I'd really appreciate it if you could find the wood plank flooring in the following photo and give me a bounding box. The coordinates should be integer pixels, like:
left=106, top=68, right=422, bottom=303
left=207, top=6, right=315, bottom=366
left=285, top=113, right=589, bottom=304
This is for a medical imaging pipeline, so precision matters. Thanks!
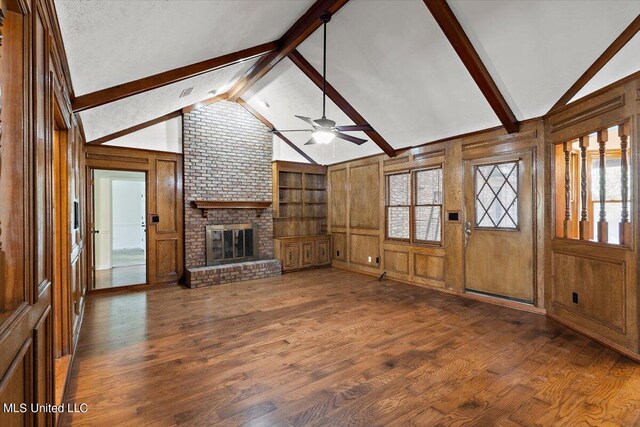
left=60, top=268, right=640, bottom=426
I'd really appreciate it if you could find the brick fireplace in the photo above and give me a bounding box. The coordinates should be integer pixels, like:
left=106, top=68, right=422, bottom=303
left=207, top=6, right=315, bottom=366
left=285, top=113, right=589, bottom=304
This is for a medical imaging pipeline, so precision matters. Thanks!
left=183, top=101, right=281, bottom=287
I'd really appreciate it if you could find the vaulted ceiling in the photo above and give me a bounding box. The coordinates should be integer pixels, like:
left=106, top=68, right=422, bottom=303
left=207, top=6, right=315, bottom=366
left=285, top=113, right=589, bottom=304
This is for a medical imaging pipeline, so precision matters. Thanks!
left=55, top=0, right=640, bottom=164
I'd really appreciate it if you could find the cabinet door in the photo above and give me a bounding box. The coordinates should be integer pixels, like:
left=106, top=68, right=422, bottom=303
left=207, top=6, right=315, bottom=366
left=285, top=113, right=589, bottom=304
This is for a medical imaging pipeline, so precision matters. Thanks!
left=301, top=241, right=315, bottom=266
left=317, top=239, right=329, bottom=265
left=282, top=243, right=299, bottom=270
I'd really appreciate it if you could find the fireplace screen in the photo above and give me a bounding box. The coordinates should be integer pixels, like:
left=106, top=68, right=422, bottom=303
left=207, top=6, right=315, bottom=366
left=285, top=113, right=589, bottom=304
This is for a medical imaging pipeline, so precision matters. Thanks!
left=206, top=224, right=258, bottom=266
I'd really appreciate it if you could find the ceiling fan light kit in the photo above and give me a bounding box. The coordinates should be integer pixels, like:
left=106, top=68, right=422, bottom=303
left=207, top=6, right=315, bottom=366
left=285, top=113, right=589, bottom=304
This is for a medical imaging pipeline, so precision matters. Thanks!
left=273, top=11, right=368, bottom=148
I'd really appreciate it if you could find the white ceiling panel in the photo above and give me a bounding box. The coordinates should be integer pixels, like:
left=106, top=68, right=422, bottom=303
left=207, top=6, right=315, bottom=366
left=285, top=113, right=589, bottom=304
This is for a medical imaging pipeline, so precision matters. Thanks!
left=298, top=0, right=500, bottom=150
left=449, top=0, right=640, bottom=119
left=55, top=0, right=314, bottom=95
left=81, top=58, right=257, bottom=142
left=243, top=58, right=382, bottom=165
left=272, top=135, right=311, bottom=164
left=571, top=32, right=640, bottom=103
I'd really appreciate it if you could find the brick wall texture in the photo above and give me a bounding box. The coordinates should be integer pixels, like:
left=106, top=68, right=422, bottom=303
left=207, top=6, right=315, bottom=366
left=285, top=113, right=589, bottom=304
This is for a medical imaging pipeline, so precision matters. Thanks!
left=183, top=100, right=274, bottom=269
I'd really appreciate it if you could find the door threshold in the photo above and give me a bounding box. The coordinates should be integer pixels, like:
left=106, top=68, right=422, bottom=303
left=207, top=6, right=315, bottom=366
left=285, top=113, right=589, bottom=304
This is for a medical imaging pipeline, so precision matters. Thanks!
left=464, top=290, right=544, bottom=315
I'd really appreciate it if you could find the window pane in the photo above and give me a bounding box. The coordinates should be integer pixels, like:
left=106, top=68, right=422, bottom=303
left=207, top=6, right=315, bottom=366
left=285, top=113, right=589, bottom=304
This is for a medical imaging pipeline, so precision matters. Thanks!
left=591, top=157, right=624, bottom=201
left=416, top=168, right=443, bottom=205
left=388, top=173, right=410, bottom=206
left=387, top=207, right=409, bottom=239
left=475, top=162, right=518, bottom=229
left=593, top=202, right=630, bottom=244
left=415, top=206, right=441, bottom=241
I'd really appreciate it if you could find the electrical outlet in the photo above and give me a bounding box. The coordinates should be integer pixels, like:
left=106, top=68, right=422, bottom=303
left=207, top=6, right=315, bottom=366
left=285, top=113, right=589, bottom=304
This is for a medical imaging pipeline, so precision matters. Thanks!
left=368, top=256, right=372, bottom=263
left=572, top=292, right=579, bottom=304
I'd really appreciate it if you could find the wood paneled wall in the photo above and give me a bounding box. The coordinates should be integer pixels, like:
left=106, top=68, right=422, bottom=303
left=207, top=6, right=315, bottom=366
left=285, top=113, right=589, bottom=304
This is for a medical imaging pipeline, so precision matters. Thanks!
left=84, top=145, right=184, bottom=287
left=328, top=120, right=546, bottom=308
left=0, top=0, right=86, bottom=424
left=545, top=76, right=640, bottom=359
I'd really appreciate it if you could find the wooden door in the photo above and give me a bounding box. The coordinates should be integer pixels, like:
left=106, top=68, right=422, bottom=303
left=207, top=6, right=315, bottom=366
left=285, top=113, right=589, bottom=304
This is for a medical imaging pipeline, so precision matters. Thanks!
left=301, top=241, right=315, bottom=266
left=464, top=151, right=534, bottom=302
left=317, top=239, right=329, bottom=264
left=282, top=243, right=298, bottom=270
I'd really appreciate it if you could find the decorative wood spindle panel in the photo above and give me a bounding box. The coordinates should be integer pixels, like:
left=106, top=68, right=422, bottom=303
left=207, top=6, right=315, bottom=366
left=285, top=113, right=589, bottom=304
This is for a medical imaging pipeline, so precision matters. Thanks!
left=579, top=136, right=590, bottom=240
left=619, top=123, right=631, bottom=245
left=563, top=141, right=571, bottom=238
left=597, top=129, right=608, bottom=243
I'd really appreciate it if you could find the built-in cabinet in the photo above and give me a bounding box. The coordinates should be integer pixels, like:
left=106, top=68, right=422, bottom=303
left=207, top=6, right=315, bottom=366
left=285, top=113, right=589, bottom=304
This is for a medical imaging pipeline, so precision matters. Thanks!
left=272, top=161, right=330, bottom=272
left=274, top=236, right=331, bottom=272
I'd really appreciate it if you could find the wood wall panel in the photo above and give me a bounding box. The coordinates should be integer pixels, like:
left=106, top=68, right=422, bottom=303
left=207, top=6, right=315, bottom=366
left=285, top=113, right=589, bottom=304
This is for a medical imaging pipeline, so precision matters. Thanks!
left=33, top=307, right=53, bottom=427
left=332, top=232, right=346, bottom=262
left=414, top=254, right=444, bottom=281
left=329, top=168, right=347, bottom=228
left=384, top=250, right=409, bottom=274
left=0, top=339, right=32, bottom=427
left=349, top=163, right=380, bottom=229
left=156, top=239, right=179, bottom=278
left=349, top=234, right=379, bottom=268
left=551, top=252, right=625, bottom=333
left=156, top=159, right=178, bottom=234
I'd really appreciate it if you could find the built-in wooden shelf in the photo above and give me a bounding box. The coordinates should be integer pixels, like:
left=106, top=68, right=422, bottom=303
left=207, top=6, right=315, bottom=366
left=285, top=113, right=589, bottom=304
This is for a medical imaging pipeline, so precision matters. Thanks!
left=191, top=200, right=272, bottom=218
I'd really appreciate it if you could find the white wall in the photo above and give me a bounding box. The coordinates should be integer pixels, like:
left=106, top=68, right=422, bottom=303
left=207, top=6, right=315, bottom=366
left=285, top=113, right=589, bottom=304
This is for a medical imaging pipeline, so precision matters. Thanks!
left=104, top=116, right=183, bottom=153
left=112, top=180, right=145, bottom=250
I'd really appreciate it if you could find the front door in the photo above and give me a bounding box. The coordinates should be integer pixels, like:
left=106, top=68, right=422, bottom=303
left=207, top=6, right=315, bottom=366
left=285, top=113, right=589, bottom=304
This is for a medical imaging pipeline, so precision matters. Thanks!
left=464, top=151, right=534, bottom=303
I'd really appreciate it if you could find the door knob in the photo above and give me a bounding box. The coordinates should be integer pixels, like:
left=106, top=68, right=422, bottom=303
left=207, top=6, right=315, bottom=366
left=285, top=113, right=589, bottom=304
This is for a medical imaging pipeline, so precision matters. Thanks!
left=92, top=229, right=100, bottom=234
left=464, top=222, right=472, bottom=236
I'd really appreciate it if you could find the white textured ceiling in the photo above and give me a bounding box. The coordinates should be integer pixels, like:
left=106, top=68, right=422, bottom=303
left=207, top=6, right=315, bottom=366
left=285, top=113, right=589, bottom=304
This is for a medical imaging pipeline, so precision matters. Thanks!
left=81, top=59, right=257, bottom=141
left=571, top=31, right=640, bottom=103
left=243, top=58, right=382, bottom=165
left=298, top=0, right=500, bottom=150
left=449, top=0, right=640, bottom=119
left=55, top=0, right=314, bottom=95
left=57, top=0, right=640, bottom=162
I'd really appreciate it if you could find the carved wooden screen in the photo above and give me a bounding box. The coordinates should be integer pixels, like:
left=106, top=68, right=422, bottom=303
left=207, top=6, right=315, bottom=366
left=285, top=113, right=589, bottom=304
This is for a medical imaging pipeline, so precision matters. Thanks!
left=554, top=123, right=632, bottom=245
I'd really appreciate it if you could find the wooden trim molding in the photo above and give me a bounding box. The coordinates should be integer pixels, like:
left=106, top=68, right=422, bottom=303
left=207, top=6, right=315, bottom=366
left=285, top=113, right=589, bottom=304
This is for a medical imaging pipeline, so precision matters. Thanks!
left=86, top=110, right=182, bottom=145
left=288, top=50, right=396, bottom=158
left=423, top=0, right=519, bottom=134
left=549, top=14, right=640, bottom=112
left=226, top=0, right=349, bottom=100
left=72, top=41, right=277, bottom=112
left=236, top=98, right=318, bottom=165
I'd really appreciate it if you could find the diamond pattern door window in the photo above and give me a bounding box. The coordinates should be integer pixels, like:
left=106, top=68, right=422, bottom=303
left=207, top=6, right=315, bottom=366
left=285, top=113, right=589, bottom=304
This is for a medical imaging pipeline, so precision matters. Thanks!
left=475, top=161, right=518, bottom=229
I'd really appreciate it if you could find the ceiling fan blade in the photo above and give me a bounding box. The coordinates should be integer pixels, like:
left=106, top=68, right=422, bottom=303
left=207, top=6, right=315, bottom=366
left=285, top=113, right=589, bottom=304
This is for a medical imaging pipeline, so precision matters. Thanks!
left=269, top=129, right=312, bottom=134
left=334, top=124, right=373, bottom=132
left=295, top=115, right=319, bottom=127
left=304, top=137, right=318, bottom=146
left=334, top=131, right=367, bottom=145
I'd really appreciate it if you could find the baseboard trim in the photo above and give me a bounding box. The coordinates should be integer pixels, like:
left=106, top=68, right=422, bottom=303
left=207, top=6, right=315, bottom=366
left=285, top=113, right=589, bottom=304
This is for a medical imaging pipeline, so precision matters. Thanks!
left=547, top=313, right=640, bottom=363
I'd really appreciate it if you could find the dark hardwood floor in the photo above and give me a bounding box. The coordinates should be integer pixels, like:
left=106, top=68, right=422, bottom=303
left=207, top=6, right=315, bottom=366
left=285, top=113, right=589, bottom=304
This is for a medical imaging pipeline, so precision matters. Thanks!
left=60, top=268, right=640, bottom=426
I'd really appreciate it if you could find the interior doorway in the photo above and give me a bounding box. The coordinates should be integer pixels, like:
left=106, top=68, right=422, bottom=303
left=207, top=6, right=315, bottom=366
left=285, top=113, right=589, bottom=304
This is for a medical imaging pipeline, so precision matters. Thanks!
left=463, top=150, right=535, bottom=303
left=92, top=169, right=147, bottom=289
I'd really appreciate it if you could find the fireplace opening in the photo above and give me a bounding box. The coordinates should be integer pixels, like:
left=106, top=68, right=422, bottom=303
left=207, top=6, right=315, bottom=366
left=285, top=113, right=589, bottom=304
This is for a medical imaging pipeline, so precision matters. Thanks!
left=206, top=224, right=258, bottom=266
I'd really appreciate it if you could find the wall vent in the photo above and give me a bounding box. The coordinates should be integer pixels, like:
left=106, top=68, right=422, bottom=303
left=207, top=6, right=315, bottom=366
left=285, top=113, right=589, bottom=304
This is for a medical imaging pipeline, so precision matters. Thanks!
left=179, top=87, right=194, bottom=98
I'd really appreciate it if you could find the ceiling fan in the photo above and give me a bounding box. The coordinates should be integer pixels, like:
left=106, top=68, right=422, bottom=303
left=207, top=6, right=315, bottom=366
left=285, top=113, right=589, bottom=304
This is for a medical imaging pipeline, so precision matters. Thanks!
left=270, top=13, right=368, bottom=146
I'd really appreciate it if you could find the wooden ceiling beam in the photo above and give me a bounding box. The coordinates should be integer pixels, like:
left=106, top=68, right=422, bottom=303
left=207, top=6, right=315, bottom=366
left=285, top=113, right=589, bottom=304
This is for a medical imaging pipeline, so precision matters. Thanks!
left=226, top=0, right=349, bottom=101
left=236, top=99, right=318, bottom=165
left=549, top=14, right=640, bottom=113
left=423, top=0, right=519, bottom=134
left=86, top=110, right=182, bottom=145
left=288, top=50, right=396, bottom=157
left=72, top=41, right=277, bottom=113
